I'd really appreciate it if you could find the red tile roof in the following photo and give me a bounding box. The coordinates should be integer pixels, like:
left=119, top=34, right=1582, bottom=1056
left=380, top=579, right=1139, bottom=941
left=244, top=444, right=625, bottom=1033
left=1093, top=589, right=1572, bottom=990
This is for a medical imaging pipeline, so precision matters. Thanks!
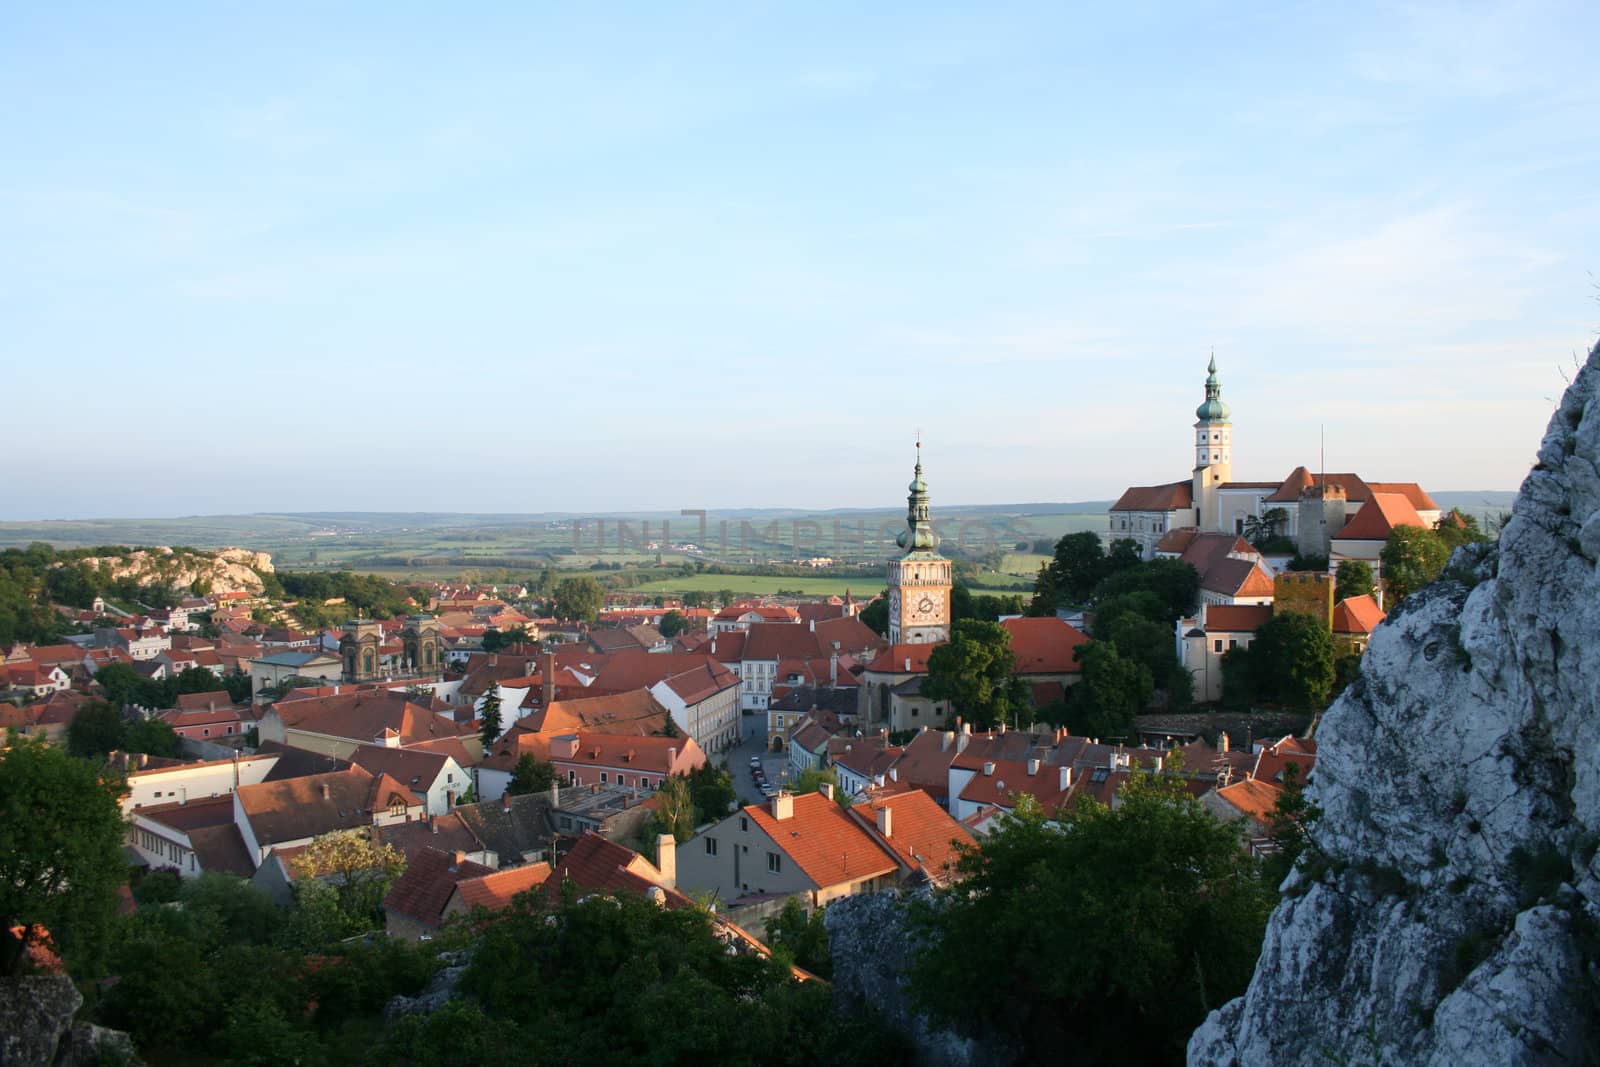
left=1334, top=492, right=1426, bottom=541
left=542, top=832, right=690, bottom=907
left=1332, top=595, right=1385, bottom=635
left=452, top=863, right=552, bottom=912
left=1111, top=481, right=1194, bottom=512
left=744, top=792, right=898, bottom=891
left=852, top=790, right=973, bottom=886
left=383, top=845, right=496, bottom=927
left=1000, top=617, right=1090, bottom=675
left=864, top=644, right=939, bottom=675
left=1202, top=605, right=1273, bottom=633
left=1214, top=778, right=1282, bottom=822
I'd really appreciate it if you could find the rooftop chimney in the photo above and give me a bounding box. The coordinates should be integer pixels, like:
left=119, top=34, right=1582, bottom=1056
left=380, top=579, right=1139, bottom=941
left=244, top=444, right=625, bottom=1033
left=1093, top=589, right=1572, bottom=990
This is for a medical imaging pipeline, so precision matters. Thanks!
left=667, top=746, right=677, bottom=767
left=1059, top=766, right=1074, bottom=791
left=956, top=732, right=970, bottom=755
left=999, top=722, right=1007, bottom=734
left=983, top=761, right=995, bottom=777
left=319, top=782, right=330, bottom=800
left=501, top=791, right=510, bottom=811
left=904, top=657, right=911, bottom=672
left=889, top=767, right=898, bottom=782
left=543, top=651, right=556, bottom=706
left=1154, top=756, right=1164, bottom=772
left=820, top=782, right=834, bottom=801
left=772, top=792, right=794, bottom=820
left=1027, top=757, right=1040, bottom=776
left=942, top=730, right=955, bottom=752
left=549, top=781, right=560, bottom=808
left=1219, top=731, right=1230, bottom=753
left=655, top=833, right=677, bottom=889
left=809, top=619, right=815, bottom=632
left=876, top=805, right=893, bottom=838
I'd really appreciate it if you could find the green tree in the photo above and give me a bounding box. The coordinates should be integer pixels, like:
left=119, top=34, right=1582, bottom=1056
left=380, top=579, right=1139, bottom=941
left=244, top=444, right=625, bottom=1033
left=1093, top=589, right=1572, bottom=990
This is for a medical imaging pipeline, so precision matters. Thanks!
left=1261, top=760, right=1321, bottom=890
left=506, top=754, right=556, bottom=796
left=766, top=897, right=832, bottom=979
left=126, top=716, right=180, bottom=757
left=686, top=764, right=736, bottom=824
left=1249, top=612, right=1337, bottom=708
left=1065, top=641, right=1152, bottom=741
left=1092, top=558, right=1199, bottom=623
left=67, top=698, right=128, bottom=759
left=1220, top=646, right=1255, bottom=711
left=789, top=766, right=844, bottom=802
left=651, top=775, right=695, bottom=843
left=1026, top=563, right=1058, bottom=617
left=1379, top=525, right=1450, bottom=601
left=289, top=829, right=406, bottom=934
left=857, top=590, right=889, bottom=636
left=1334, top=559, right=1376, bottom=603
left=659, top=610, right=688, bottom=638
left=479, top=686, right=503, bottom=748
left=0, top=737, right=128, bottom=974
left=909, top=773, right=1274, bottom=1063
left=1242, top=507, right=1292, bottom=550
left=922, top=619, right=1032, bottom=730
left=1049, top=531, right=1106, bottom=605
left=553, top=576, right=606, bottom=621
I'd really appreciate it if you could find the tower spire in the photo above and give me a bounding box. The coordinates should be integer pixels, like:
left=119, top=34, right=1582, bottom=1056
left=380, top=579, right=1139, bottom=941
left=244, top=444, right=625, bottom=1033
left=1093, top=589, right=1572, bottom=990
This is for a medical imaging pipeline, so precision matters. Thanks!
left=897, top=439, right=938, bottom=555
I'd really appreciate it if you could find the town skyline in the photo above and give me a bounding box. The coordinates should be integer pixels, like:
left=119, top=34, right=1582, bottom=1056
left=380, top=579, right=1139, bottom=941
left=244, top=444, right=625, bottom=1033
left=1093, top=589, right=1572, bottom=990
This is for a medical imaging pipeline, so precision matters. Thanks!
left=5, top=3, right=1594, bottom=517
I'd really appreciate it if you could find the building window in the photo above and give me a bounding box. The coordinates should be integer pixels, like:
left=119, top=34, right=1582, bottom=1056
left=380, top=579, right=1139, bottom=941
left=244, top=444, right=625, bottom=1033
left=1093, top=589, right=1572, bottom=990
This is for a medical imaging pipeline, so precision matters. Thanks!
left=1229, top=639, right=1239, bottom=650
left=740, top=816, right=748, bottom=832
left=1213, top=640, right=1223, bottom=653
left=705, top=837, right=719, bottom=856
left=600, top=772, right=608, bottom=784
left=767, top=852, right=782, bottom=873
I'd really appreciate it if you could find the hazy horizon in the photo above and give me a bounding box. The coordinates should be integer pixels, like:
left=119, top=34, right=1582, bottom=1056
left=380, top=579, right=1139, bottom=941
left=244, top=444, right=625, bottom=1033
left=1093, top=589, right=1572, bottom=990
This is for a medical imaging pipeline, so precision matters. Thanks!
left=4, top=3, right=1594, bottom=519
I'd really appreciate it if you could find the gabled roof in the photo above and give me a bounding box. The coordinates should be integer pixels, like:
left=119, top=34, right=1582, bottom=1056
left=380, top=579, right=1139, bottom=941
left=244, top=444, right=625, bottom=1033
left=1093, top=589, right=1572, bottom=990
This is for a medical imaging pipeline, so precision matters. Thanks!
left=453, top=793, right=555, bottom=861
left=1333, top=492, right=1426, bottom=542
left=744, top=793, right=898, bottom=891
left=864, top=644, right=939, bottom=675
left=851, top=790, right=973, bottom=886
left=1110, top=481, right=1193, bottom=513
left=542, top=832, right=691, bottom=908
left=1201, top=605, right=1273, bottom=634
left=347, top=744, right=454, bottom=793
left=271, top=691, right=472, bottom=746
left=1213, top=778, right=1282, bottom=822
left=1000, top=617, right=1090, bottom=675
left=236, top=766, right=414, bottom=848
left=375, top=812, right=484, bottom=863
left=383, top=846, right=495, bottom=928
left=1332, top=595, right=1385, bottom=635
left=452, top=863, right=552, bottom=913
left=1202, top=557, right=1277, bottom=598
left=1263, top=469, right=1371, bottom=504
left=521, top=689, right=671, bottom=736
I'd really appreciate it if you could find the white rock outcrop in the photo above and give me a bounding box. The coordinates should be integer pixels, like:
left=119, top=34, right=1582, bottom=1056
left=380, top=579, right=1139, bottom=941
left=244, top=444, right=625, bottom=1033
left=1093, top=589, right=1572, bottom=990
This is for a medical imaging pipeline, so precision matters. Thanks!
left=71, top=546, right=273, bottom=596
left=1190, top=339, right=1600, bottom=1066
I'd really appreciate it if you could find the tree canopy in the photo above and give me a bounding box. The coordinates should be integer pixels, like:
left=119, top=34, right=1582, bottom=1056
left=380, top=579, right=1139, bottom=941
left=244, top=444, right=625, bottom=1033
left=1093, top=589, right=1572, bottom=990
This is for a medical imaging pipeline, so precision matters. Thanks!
left=0, top=736, right=129, bottom=974
left=507, top=754, right=557, bottom=796
left=922, top=619, right=1032, bottom=730
left=1061, top=641, right=1152, bottom=741
left=1380, top=525, right=1452, bottom=601
left=552, top=576, right=605, bottom=622
left=1247, top=612, right=1337, bottom=708
left=1334, top=559, right=1376, bottom=602
left=909, top=774, right=1274, bottom=1064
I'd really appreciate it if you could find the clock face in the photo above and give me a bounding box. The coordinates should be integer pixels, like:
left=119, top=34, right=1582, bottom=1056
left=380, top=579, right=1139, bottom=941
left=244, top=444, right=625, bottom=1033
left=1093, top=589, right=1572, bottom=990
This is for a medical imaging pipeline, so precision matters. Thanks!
left=917, top=595, right=936, bottom=616
left=888, top=589, right=901, bottom=617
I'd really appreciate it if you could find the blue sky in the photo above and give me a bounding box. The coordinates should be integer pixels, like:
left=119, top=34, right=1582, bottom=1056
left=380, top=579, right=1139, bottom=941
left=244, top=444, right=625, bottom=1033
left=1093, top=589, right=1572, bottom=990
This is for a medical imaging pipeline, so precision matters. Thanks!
left=3, top=1, right=1597, bottom=518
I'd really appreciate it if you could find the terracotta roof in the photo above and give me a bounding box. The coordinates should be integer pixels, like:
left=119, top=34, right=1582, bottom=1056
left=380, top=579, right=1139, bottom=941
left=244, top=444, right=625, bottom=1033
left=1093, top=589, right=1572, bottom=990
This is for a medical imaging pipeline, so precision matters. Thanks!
left=452, top=863, right=552, bottom=912
left=1111, top=481, right=1193, bottom=513
left=656, top=660, right=740, bottom=705
left=1366, top=482, right=1440, bottom=512
left=1000, top=617, right=1090, bottom=675
left=1333, top=492, right=1426, bottom=542
left=236, top=766, right=413, bottom=848
left=1202, top=557, right=1277, bottom=598
left=744, top=792, right=898, bottom=891
left=589, top=651, right=729, bottom=695
left=521, top=689, right=670, bottom=736
left=454, top=793, right=556, bottom=861
left=1263, top=469, right=1371, bottom=504
left=383, top=846, right=495, bottom=928
left=272, top=691, right=473, bottom=746
left=543, top=832, right=691, bottom=907
left=136, top=794, right=236, bottom=833
left=347, top=744, right=454, bottom=794
left=1214, top=778, right=1282, bottom=822
left=957, top=759, right=1075, bottom=815
left=189, top=824, right=256, bottom=877
left=852, top=790, right=973, bottom=885
left=1332, top=595, right=1385, bottom=635
left=864, top=643, right=939, bottom=675
left=694, top=631, right=747, bottom=662
left=374, top=812, right=484, bottom=863
left=1202, top=605, right=1273, bottom=633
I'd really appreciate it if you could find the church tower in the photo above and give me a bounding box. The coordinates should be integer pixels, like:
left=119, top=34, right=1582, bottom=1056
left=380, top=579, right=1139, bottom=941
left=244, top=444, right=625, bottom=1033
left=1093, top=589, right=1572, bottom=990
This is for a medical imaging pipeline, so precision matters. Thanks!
left=887, top=443, right=952, bottom=645
left=1192, top=355, right=1233, bottom=531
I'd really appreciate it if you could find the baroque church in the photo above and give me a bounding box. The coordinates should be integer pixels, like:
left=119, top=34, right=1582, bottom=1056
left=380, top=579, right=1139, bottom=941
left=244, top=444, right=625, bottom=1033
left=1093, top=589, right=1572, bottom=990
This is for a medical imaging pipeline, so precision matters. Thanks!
left=1110, top=358, right=1441, bottom=568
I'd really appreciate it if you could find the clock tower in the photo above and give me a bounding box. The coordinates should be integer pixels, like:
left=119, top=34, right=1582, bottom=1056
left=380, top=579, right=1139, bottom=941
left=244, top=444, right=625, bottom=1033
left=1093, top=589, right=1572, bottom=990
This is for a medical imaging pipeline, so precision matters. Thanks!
left=887, top=443, right=952, bottom=645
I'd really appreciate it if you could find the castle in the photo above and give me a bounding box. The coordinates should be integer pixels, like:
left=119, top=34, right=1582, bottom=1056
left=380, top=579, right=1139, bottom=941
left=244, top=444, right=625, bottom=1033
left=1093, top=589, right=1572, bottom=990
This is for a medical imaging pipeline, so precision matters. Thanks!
left=1110, top=358, right=1441, bottom=569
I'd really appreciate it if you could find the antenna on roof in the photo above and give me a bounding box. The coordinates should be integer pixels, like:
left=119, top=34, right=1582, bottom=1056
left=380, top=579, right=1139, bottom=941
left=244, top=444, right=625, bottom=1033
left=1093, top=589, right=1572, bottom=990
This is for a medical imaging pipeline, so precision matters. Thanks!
left=1320, top=423, right=1325, bottom=483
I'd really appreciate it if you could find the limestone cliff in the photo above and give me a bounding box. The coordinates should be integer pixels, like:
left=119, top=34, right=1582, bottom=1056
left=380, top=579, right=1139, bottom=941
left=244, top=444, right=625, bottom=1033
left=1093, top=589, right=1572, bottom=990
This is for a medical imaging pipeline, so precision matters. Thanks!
left=71, top=546, right=274, bottom=596
left=1190, top=340, right=1600, bottom=1065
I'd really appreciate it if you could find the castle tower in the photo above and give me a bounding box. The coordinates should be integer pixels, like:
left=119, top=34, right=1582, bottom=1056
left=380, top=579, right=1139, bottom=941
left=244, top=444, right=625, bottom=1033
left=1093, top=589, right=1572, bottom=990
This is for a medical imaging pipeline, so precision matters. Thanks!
left=1192, top=355, right=1233, bottom=530
left=887, top=442, right=952, bottom=645
left=1296, top=484, right=1347, bottom=562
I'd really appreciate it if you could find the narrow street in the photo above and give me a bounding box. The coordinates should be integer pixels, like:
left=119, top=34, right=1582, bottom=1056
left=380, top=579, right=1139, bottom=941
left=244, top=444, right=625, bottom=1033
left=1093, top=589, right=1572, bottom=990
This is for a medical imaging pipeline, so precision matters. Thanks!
left=726, top=709, right=794, bottom=808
